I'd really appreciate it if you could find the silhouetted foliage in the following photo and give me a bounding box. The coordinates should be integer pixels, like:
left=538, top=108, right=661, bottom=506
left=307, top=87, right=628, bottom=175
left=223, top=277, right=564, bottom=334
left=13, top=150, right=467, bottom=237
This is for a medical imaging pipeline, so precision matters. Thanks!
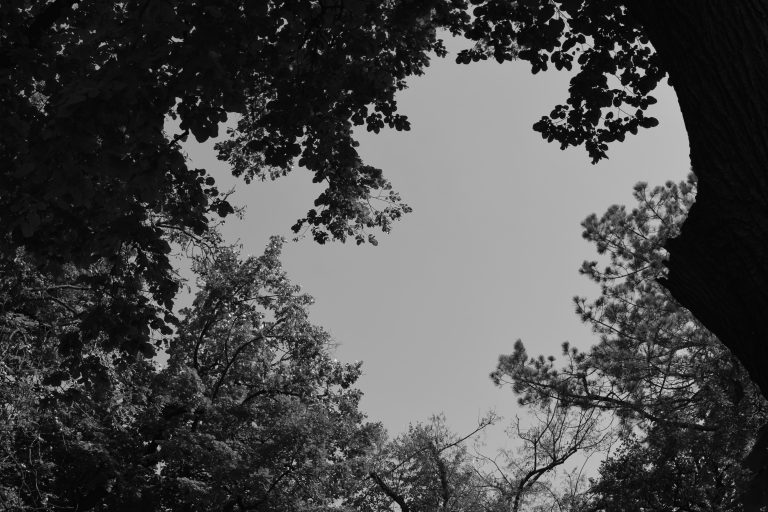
left=458, top=1, right=662, bottom=163
left=0, top=0, right=470, bottom=355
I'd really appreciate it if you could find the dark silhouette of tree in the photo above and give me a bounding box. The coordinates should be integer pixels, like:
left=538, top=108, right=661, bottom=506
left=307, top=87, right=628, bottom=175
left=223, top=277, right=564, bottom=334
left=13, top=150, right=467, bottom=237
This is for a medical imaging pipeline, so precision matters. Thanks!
left=590, top=429, right=747, bottom=512
left=0, top=0, right=469, bottom=356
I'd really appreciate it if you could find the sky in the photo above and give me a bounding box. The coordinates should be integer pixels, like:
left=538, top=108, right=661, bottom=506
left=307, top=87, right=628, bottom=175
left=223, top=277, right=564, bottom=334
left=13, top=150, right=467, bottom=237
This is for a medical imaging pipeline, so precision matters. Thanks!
left=182, top=38, right=691, bottom=450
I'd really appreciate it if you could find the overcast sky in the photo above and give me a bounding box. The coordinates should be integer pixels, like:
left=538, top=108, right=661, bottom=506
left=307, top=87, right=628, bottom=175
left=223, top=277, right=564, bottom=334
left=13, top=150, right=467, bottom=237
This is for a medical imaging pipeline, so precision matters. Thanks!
left=183, top=39, right=690, bottom=449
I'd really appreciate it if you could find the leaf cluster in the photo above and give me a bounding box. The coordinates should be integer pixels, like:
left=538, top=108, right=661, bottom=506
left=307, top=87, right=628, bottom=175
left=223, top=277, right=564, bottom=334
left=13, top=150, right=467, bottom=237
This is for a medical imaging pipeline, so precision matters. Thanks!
left=458, top=0, right=664, bottom=162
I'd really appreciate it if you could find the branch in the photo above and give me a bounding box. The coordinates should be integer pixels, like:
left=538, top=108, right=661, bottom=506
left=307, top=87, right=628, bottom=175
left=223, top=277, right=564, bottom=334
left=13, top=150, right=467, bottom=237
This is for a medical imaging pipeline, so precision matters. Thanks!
left=509, top=374, right=717, bottom=432
left=512, top=444, right=579, bottom=512
left=240, top=387, right=306, bottom=405
left=376, top=417, right=494, bottom=478
left=427, top=443, right=451, bottom=510
left=30, top=284, right=90, bottom=292
left=167, top=128, right=190, bottom=148
left=370, top=472, right=410, bottom=512
left=210, top=317, right=286, bottom=400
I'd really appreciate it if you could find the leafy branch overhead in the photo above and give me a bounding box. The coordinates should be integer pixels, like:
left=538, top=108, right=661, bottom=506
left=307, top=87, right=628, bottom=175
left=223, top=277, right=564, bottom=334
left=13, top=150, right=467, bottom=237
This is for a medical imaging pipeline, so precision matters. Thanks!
left=458, top=0, right=663, bottom=163
left=2, top=0, right=678, bottom=357
left=1, top=0, right=469, bottom=354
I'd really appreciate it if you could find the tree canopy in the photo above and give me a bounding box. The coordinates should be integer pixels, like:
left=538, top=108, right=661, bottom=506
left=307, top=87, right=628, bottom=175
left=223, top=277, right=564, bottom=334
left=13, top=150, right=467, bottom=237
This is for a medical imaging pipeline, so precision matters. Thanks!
left=5, top=2, right=768, bottom=404
left=458, top=1, right=768, bottom=399
left=493, top=178, right=768, bottom=511
left=5, top=1, right=768, bottom=510
left=0, top=237, right=380, bottom=510
left=353, top=177, right=768, bottom=511
left=1, top=0, right=468, bottom=356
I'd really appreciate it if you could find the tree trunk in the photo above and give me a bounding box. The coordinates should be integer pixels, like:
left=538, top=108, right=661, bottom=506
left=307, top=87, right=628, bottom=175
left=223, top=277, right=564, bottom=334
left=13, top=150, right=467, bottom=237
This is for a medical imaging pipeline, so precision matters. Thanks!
left=625, top=1, right=768, bottom=399
left=624, top=5, right=768, bottom=505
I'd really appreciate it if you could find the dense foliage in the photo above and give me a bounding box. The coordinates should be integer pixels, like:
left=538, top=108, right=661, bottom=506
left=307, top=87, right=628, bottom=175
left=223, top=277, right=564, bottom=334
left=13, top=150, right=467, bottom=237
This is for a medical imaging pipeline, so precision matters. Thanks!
left=459, top=0, right=664, bottom=162
left=4, top=1, right=768, bottom=510
left=1, top=0, right=473, bottom=356
left=493, top=177, right=768, bottom=511
left=2, top=0, right=681, bottom=358
left=0, top=238, right=380, bottom=510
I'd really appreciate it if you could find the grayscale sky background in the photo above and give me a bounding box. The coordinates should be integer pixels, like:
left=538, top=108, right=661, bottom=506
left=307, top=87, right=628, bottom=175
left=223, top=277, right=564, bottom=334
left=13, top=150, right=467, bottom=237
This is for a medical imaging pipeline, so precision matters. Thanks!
left=182, top=37, right=690, bottom=449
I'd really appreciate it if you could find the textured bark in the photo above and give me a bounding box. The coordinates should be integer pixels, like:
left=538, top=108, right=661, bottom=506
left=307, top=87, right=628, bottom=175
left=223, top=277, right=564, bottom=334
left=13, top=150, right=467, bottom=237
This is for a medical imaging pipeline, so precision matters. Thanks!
left=623, top=6, right=768, bottom=505
left=626, top=1, right=768, bottom=399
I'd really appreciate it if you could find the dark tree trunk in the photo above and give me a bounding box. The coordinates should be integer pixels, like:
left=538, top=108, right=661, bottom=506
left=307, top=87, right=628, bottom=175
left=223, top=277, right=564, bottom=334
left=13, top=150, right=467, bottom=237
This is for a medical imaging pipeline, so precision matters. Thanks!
left=624, top=4, right=768, bottom=506
left=626, top=1, right=768, bottom=399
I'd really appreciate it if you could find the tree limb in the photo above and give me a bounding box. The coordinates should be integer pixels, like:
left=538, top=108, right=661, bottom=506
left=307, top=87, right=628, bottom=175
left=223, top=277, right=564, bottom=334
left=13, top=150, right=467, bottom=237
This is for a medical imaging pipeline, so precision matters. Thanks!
left=370, top=471, right=410, bottom=512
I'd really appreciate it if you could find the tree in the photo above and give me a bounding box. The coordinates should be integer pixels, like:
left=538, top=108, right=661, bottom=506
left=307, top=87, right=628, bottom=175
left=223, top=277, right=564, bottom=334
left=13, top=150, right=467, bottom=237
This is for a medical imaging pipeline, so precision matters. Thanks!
left=6, top=1, right=768, bottom=405
left=353, top=407, right=608, bottom=512
left=0, top=237, right=380, bottom=511
left=0, top=248, right=164, bottom=509
left=354, top=415, right=498, bottom=512
left=7, top=0, right=768, bottom=409
left=147, top=237, right=381, bottom=511
left=456, top=1, right=768, bottom=401
left=589, top=430, right=747, bottom=512
left=7, top=2, right=768, bottom=502
left=0, top=0, right=470, bottom=356
left=473, top=405, right=612, bottom=512
left=492, top=178, right=768, bottom=511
